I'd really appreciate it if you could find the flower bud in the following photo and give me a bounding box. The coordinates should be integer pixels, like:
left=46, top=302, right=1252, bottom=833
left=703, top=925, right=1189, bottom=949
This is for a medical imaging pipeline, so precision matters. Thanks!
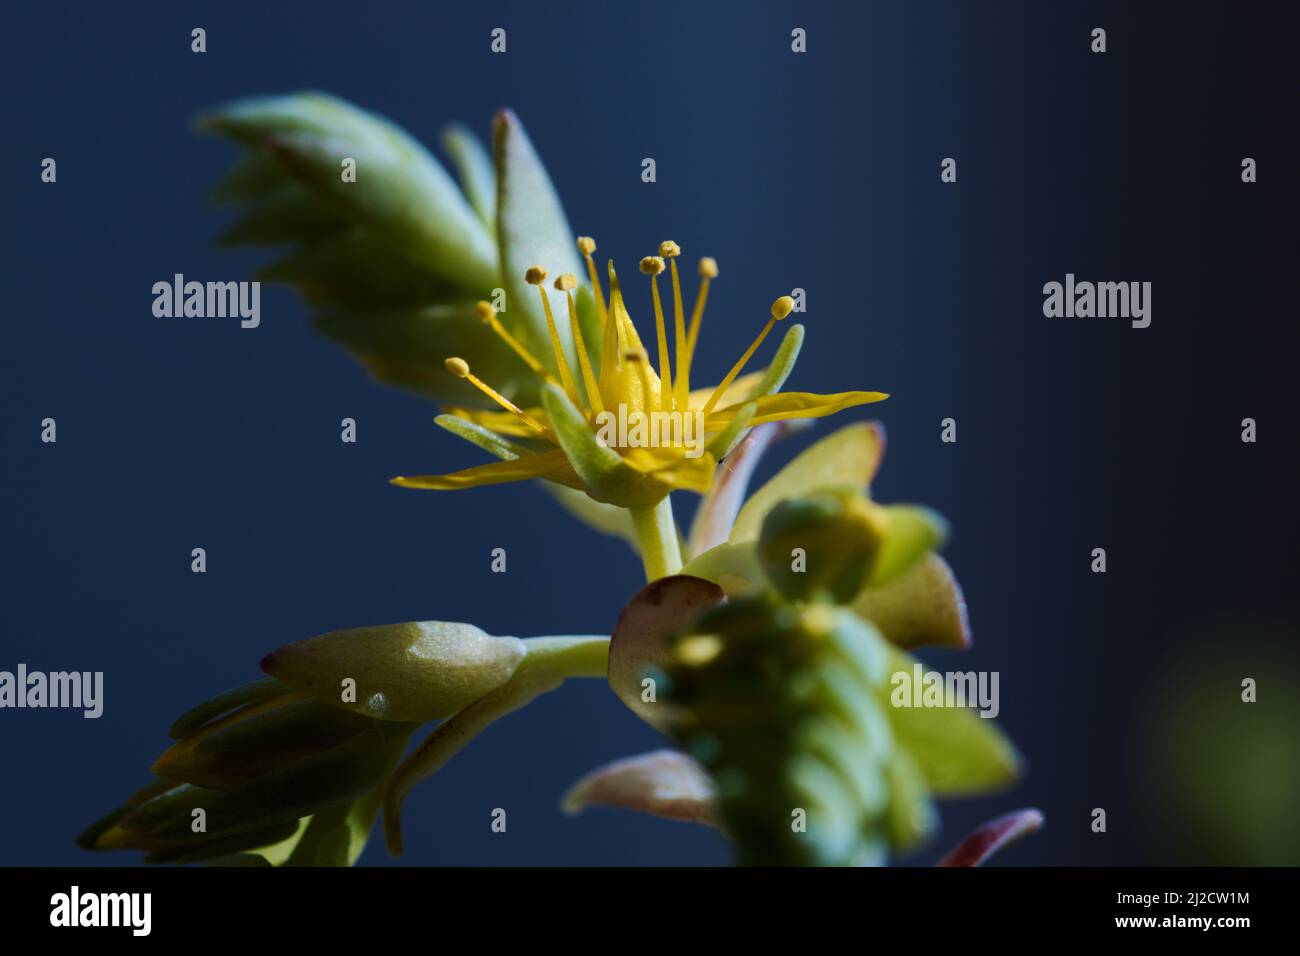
left=262, top=620, right=527, bottom=722
left=758, top=489, right=948, bottom=603
left=758, top=488, right=884, bottom=603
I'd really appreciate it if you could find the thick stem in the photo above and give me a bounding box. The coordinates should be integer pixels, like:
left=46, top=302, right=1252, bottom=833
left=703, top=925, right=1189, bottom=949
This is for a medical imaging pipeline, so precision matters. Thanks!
left=629, top=496, right=683, bottom=581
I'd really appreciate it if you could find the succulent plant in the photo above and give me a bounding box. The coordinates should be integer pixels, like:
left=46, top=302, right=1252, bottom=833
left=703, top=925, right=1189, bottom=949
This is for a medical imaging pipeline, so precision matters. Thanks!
left=82, top=92, right=1039, bottom=866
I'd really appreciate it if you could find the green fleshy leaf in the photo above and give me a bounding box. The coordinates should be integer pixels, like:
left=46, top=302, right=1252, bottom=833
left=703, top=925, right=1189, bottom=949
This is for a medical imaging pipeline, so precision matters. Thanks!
left=730, top=421, right=886, bottom=543
left=493, top=109, right=584, bottom=369
left=261, top=620, right=526, bottom=722
left=284, top=788, right=383, bottom=867
left=852, top=553, right=970, bottom=650
left=680, top=540, right=767, bottom=597
left=262, top=131, right=498, bottom=290
left=103, top=725, right=411, bottom=849
left=441, top=124, right=496, bottom=235
left=314, top=303, right=538, bottom=406
left=883, top=748, right=937, bottom=849
left=143, top=820, right=301, bottom=865
left=155, top=694, right=379, bottom=790
left=210, top=151, right=285, bottom=205
left=216, top=183, right=349, bottom=246
left=879, top=647, right=1021, bottom=795
left=866, top=505, right=948, bottom=588
left=198, top=92, right=498, bottom=291
left=168, top=678, right=285, bottom=740
left=257, top=229, right=460, bottom=306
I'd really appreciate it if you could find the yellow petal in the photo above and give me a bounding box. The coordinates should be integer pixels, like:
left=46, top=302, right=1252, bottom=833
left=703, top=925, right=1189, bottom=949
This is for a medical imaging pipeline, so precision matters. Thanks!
left=442, top=404, right=552, bottom=438
left=392, top=449, right=581, bottom=490
left=621, top=446, right=717, bottom=494
left=686, top=371, right=764, bottom=412
left=707, top=390, right=888, bottom=427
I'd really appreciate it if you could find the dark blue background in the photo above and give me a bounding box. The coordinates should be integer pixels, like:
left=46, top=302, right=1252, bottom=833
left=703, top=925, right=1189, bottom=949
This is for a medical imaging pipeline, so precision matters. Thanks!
left=3, top=1, right=1296, bottom=866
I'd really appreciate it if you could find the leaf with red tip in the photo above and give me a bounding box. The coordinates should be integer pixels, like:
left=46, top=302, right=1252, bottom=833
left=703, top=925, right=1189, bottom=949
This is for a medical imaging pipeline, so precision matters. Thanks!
left=936, top=808, right=1044, bottom=866
left=607, top=575, right=726, bottom=731
left=562, top=749, right=719, bottom=827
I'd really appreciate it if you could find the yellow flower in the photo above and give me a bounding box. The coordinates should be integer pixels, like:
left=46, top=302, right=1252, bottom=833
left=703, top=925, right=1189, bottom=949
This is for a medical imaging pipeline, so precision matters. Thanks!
left=392, top=238, right=886, bottom=507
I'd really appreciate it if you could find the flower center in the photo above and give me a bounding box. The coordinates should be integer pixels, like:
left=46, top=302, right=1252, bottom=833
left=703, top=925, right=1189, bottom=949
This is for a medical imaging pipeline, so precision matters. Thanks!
left=447, top=237, right=793, bottom=450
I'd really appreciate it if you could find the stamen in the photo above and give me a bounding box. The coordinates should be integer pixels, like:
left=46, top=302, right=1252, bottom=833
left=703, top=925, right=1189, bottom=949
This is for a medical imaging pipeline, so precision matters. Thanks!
left=640, top=255, right=673, bottom=411
left=474, top=301, right=555, bottom=383
left=577, top=236, right=608, bottom=329
left=445, top=357, right=550, bottom=437
left=527, top=265, right=582, bottom=408
left=556, top=274, right=603, bottom=415
left=677, top=257, right=716, bottom=409
left=659, top=242, right=690, bottom=410
left=700, top=295, right=792, bottom=418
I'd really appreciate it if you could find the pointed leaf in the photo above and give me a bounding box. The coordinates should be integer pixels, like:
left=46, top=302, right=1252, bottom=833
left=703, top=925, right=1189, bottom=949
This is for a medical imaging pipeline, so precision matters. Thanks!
left=493, top=109, right=583, bottom=369
left=562, top=749, right=719, bottom=826
left=730, top=421, right=886, bottom=542
left=880, top=648, right=1021, bottom=795
left=852, top=553, right=971, bottom=650
left=441, top=124, right=496, bottom=234
left=937, top=808, right=1044, bottom=866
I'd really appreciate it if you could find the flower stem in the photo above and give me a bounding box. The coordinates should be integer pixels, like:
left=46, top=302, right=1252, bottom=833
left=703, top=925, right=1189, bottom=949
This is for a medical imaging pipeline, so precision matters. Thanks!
left=629, top=497, right=683, bottom=582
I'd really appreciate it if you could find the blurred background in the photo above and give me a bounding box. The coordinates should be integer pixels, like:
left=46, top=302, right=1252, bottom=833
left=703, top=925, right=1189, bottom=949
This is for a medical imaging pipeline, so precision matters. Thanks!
left=2, top=0, right=1296, bottom=866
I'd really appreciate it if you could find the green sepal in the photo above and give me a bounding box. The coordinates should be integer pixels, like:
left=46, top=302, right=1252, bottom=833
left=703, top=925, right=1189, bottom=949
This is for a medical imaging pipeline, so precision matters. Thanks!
left=540, top=383, right=668, bottom=506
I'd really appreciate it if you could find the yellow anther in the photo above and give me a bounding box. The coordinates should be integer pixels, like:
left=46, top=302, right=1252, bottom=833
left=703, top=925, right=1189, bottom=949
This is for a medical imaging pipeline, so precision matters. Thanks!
left=639, top=256, right=665, bottom=276
left=445, top=357, right=470, bottom=378
left=698, top=257, right=718, bottom=279
left=772, top=295, right=795, bottom=320
left=554, top=273, right=578, bottom=292
left=658, top=240, right=681, bottom=258
left=576, top=236, right=597, bottom=256
left=525, top=265, right=548, bottom=285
